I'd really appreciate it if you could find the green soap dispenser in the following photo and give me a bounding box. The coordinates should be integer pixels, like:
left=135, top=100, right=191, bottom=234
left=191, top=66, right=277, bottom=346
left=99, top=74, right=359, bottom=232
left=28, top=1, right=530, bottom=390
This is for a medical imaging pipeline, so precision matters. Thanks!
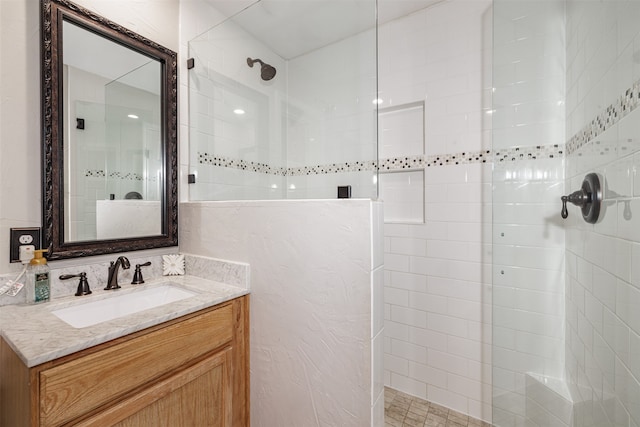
left=26, top=249, right=50, bottom=304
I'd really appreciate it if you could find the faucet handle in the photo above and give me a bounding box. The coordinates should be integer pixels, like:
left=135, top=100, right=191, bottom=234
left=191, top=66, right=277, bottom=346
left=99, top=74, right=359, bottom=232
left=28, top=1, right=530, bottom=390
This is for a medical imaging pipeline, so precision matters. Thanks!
left=131, top=262, right=152, bottom=285
left=560, top=173, right=602, bottom=224
left=60, top=272, right=92, bottom=296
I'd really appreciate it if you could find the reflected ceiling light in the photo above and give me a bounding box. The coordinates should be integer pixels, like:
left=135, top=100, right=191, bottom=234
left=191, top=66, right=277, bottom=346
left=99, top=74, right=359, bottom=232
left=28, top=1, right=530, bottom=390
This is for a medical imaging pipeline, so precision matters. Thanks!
left=271, top=184, right=278, bottom=189
left=372, top=98, right=383, bottom=105
left=127, top=114, right=139, bottom=119
left=233, top=108, right=245, bottom=115
left=289, top=184, right=296, bottom=190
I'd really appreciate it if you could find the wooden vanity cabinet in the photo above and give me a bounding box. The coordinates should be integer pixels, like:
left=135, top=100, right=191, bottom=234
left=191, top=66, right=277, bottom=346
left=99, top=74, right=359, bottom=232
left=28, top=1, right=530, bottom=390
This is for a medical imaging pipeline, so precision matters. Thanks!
left=0, top=295, right=249, bottom=427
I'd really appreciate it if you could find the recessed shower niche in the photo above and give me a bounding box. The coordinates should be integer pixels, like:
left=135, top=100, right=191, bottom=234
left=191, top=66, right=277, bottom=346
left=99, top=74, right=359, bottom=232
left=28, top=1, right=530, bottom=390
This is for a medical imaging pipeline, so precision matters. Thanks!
left=378, top=101, right=425, bottom=223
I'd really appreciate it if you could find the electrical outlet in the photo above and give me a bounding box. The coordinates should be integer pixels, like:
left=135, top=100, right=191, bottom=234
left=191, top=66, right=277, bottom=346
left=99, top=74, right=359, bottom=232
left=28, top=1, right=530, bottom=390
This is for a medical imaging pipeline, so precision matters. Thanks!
left=10, top=227, right=41, bottom=263
left=19, top=245, right=35, bottom=264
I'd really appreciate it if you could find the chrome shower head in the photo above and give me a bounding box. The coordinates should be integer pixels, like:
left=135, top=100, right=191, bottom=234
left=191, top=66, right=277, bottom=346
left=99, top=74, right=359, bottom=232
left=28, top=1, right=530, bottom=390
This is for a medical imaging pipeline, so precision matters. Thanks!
left=247, top=57, right=276, bottom=81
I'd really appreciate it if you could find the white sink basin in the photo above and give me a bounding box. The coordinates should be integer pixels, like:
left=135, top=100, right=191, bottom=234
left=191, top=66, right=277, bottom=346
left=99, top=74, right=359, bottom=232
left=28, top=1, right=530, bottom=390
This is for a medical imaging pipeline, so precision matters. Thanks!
left=51, top=284, right=197, bottom=328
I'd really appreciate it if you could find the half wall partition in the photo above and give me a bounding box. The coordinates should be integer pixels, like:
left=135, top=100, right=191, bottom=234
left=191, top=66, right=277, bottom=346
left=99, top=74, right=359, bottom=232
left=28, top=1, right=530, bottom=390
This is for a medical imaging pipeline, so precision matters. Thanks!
left=183, top=2, right=384, bottom=426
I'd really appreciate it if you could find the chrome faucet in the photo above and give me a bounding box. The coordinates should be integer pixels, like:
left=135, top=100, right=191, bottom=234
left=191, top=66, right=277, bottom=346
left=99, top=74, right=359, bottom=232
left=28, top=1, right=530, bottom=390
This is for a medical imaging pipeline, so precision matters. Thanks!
left=105, top=256, right=130, bottom=290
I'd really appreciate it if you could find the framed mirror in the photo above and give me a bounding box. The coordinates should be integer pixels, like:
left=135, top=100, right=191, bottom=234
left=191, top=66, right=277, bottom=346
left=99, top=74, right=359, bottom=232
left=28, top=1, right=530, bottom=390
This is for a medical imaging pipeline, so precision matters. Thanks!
left=41, top=0, right=178, bottom=260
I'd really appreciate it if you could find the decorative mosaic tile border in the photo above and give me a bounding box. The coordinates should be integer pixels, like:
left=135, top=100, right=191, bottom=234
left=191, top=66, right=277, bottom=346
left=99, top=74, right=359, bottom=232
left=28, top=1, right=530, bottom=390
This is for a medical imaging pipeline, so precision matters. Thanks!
left=85, top=170, right=154, bottom=181
left=194, top=78, right=639, bottom=175
left=288, top=160, right=378, bottom=176
left=426, top=151, right=491, bottom=166
left=566, top=79, right=640, bottom=155
left=493, top=144, right=564, bottom=162
left=379, top=155, right=425, bottom=170
left=198, top=144, right=565, bottom=175
left=108, top=171, right=144, bottom=181
left=199, top=152, right=287, bottom=176
left=86, top=169, right=105, bottom=178
left=379, top=145, right=564, bottom=170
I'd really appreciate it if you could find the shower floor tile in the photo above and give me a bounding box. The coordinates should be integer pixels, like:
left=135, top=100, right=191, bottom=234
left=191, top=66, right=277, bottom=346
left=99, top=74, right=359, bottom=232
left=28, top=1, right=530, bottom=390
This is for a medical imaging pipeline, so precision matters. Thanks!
left=384, top=387, right=492, bottom=427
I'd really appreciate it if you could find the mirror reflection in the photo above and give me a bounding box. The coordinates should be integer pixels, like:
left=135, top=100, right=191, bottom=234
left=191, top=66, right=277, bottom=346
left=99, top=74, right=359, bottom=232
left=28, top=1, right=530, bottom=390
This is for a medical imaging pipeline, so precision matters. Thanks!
left=42, top=0, right=178, bottom=260
left=62, top=20, right=162, bottom=242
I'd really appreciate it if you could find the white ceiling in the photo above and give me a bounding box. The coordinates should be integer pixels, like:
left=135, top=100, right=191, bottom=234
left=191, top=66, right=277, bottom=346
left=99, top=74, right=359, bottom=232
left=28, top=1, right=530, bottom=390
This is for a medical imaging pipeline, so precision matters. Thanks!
left=208, top=0, right=445, bottom=59
left=64, top=21, right=161, bottom=94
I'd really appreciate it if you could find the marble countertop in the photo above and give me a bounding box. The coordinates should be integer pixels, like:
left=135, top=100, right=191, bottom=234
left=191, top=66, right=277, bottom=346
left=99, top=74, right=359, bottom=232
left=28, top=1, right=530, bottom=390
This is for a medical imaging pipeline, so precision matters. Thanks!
left=0, top=275, right=249, bottom=367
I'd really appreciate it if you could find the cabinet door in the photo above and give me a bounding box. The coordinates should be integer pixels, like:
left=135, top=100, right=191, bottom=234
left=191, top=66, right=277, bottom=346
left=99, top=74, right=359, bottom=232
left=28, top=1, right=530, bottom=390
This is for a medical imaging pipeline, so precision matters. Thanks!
left=40, top=304, right=233, bottom=426
left=77, top=349, right=233, bottom=427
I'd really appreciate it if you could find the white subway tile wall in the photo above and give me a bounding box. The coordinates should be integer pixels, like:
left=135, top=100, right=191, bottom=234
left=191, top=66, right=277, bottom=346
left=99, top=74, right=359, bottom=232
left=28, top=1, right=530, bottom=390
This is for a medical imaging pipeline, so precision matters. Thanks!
left=495, top=1, right=567, bottom=425
left=379, top=0, right=493, bottom=157
left=379, top=0, right=567, bottom=424
left=382, top=162, right=494, bottom=421
left=566, top=115, right=640, bottom=425
left=563, top=0, right=640, bottom=426
left=492, top=0, right=566, bottom=150
left=180, top=1, right=640, bottom=426
left=187, top=17, right=287, bottom=201
left=187, top=11, right=377, bottom=200
left=379, top=103, right=425, bottom=159
left=287, top=29, right=377, bottom=174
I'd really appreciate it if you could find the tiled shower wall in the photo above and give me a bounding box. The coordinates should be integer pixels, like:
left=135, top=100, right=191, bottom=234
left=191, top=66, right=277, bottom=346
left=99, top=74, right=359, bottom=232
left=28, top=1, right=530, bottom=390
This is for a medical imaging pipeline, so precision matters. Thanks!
left=186, top=5, right=377, bottom=201
left=379, top=1, right=494, bottom=420
left=564, top=1, right=640, bottom=426
left=286, top=29, right=378, bottom=199
left=187, top=17, right=288, bottom=200
left=380, top=0, right=567, bottom=423
left=491, top=1, right=567, bottom=426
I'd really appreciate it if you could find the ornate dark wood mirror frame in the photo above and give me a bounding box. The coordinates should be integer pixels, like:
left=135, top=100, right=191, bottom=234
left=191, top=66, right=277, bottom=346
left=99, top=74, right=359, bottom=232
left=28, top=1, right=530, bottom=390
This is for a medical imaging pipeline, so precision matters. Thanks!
left=41, top=0, right=178, bottom=260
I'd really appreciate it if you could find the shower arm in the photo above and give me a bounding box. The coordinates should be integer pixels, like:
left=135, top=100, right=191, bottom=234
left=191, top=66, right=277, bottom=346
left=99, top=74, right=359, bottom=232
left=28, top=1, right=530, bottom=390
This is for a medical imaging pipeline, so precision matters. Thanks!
left=560, top=173, right=602, bottom=224
left=247, top=58, right=264, bottom=67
